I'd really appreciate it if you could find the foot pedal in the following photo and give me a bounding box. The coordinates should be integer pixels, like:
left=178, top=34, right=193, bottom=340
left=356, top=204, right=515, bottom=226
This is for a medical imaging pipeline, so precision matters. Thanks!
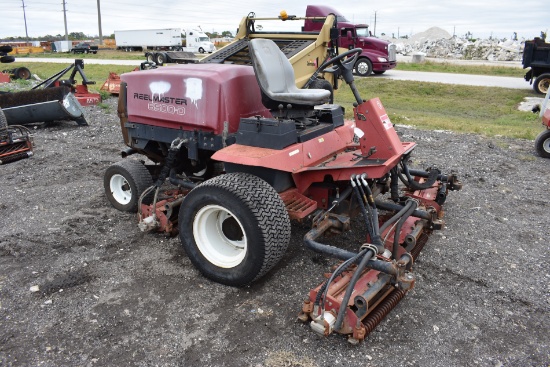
left=280, top=189, right=318, bottom=220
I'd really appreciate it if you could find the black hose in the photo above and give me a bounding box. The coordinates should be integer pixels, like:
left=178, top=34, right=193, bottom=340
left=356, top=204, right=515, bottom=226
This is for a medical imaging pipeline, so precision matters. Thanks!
left=399, top=161, right=440, bottom=191
left=379, top=199, right=415, bottom=235
left=169, top=169, right=196, bottom=190
left=315, top=249, right=367, bottom=306
left=375, top=200, right=432, bottom=221
left=334, top=248, right=375, bottom=332
left=352, top=182, right=376, bottom=241
left=392, top=200, right=418, bottom=260
left=303, top=218, right=358, bottom=261
left=390, top=168, right=400, bottom=201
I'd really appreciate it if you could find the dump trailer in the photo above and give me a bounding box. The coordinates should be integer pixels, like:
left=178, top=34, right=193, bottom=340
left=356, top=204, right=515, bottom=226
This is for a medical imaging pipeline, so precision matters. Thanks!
left=523, top=37, right=550, bottom=94
left=105, top=11, right=462, bottom=343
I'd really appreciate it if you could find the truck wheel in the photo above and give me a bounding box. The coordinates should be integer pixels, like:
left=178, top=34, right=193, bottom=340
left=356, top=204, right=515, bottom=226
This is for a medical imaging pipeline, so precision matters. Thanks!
left=104, top=160, right=154, bottom=212
left=534, top=74, right=550, bottom=94
left=13, top=67, right=31, bottom=80
left=155, top=53, right=166, bottom=65
left=354, top=58, right=373, bottom=77
left=198, top=47, right=205, bottom=53
left=146, top=53, right=154, bottom=63
left=179, top=173, right=291, bottom=286
left=535, top=130, right=550, bottom=158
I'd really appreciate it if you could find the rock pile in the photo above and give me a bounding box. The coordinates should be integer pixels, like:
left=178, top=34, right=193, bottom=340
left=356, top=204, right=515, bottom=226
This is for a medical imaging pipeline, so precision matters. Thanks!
left=383, top=27, right=525, bottom=61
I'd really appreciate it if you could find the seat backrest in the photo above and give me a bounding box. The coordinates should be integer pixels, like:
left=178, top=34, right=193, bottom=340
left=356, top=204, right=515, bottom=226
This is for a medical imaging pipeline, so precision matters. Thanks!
left=248, top=39, right=330, bottom=108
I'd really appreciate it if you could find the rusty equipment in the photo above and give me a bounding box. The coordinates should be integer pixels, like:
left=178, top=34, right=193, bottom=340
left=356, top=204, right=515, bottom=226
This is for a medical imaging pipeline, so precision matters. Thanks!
left=0, top=108, right=33, bottom=164
left=100, top=63, right=156, bottom=96
left=32, top=59, right=101, bottom=106
left=0, top=86, right=87, bottom=126
left=104, top=13, right=462, bottom=343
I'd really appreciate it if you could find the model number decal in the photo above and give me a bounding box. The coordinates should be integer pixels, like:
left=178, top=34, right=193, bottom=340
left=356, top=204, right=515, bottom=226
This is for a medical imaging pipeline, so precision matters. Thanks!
left=148, top=102, right=185, bottom=116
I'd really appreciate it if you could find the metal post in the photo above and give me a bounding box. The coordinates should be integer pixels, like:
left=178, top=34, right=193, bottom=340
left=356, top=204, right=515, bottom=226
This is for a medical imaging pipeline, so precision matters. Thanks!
left=97, top=0, right=103, bottom=45
left=21, top=0, right=29, bottom=46
left=62, top=0, right=69, bottom=44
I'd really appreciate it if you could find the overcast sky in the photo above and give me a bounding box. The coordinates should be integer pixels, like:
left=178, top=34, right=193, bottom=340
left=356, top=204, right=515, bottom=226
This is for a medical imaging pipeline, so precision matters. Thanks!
left=2, top=0, right=548, bottom=40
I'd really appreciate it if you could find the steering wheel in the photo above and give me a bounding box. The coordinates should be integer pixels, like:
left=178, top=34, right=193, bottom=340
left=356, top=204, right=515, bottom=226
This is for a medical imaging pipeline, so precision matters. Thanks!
left=305, top=48, right=362, bottom=88
left=319, top=48, right=361, bottom=71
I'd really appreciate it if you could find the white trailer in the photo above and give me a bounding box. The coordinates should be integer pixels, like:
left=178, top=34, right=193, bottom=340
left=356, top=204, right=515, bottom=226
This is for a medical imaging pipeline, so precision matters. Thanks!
left=115, top=28, right=182, bottom=51
left=182, top=29, right=216, bottom=53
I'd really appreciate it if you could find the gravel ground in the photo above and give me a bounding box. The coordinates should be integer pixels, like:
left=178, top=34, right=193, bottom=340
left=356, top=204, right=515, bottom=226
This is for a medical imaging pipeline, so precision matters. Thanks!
left=0, top=96, right=549, bottom=367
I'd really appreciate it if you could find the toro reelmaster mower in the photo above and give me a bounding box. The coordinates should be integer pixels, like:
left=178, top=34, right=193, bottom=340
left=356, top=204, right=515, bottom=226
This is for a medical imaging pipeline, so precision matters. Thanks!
left=105, top=38, right=461, bottom=343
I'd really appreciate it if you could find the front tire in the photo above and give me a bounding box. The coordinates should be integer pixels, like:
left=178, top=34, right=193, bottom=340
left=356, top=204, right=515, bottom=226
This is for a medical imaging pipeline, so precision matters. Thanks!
left=354, top=58, right=373, bottom=77
left=534, top=73, right=550, bottom=94
left=179, top=173, right=291, bottom=286
left=104, top=160, right=153, bottom=212
left=535, top=129, right=550, bottom=158
left=198, top=47, right=205, bottom=53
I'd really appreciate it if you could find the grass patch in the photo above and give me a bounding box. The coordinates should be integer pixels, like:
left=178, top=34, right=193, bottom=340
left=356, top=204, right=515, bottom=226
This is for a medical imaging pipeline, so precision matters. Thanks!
left=335, top=78, right=541, bottom=139
left=1, top=62, right=541, bottom=140
left=396, top=60, right=524, bottom=78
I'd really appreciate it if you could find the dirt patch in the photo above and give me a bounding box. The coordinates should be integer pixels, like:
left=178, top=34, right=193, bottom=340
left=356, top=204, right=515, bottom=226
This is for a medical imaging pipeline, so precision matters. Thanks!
left=0, top=98, right=548, bottom=367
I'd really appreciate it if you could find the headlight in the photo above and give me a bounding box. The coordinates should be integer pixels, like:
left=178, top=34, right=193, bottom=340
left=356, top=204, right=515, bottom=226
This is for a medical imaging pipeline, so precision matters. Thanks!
left=378, top=57, right=388, bottom=62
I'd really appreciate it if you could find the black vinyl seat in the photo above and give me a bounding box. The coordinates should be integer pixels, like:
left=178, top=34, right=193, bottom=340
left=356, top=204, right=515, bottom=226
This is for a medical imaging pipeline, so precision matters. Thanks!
left=248, top=38, right=331, bottom=109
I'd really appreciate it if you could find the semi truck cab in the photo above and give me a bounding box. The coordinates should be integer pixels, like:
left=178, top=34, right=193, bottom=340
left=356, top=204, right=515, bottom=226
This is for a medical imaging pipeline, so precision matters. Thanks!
left=303, top=5, right=396, bottom=76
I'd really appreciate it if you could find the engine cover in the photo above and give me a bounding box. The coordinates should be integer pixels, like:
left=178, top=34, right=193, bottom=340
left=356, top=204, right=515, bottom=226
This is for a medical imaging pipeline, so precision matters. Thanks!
left=121, top=64, right=270, bottom=135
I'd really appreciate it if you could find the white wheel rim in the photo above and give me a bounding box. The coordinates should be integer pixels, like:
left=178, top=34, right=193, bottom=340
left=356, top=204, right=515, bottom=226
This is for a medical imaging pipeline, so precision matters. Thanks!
left=357, top=62, right=369, bottom=75
left=543, top=137, right=550, bottom=153
left=110, top=173, right=132, bottom=205
left=193, top=205, right=247, bottom=268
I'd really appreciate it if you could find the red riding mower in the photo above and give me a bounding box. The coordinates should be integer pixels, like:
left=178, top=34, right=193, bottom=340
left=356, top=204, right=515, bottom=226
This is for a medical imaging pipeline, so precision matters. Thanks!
left=105, top=38, right=461, bottom=343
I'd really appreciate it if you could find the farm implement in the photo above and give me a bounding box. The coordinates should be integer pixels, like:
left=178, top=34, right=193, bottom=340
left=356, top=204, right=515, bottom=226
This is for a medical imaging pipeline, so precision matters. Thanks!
left=104, top=13, right=462, bottom=343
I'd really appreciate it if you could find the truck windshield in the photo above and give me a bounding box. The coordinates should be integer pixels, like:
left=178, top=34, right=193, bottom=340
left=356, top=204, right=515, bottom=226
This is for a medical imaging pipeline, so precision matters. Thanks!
left=356, top=27, right=370, bottom=37
left=198, top=37, right=209, bottom=42
left=336, top=15, right=349, bottom=22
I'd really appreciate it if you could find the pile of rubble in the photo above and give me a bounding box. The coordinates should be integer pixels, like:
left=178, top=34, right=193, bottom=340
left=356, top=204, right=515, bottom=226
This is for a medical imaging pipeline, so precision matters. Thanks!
left=384, top=27, right=525, bottom=61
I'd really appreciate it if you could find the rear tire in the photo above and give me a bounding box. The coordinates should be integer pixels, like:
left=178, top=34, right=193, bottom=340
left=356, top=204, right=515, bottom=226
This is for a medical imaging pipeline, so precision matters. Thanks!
left=104, top=160, right=154, bottom=212
left=146, top=53, right=154, bottom=63
left=354, top=58, right=373, bottom=77
left=535, top=129, right=550, bottom=158
left=179, top=173, right=291, bottom=286
left=534, top=73, right=550, bottom=94
left=155, top=53, right=166, bottom=65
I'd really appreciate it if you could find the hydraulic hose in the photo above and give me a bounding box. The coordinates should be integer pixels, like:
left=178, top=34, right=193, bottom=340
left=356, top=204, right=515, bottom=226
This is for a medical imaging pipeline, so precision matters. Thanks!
left=315, top=249, right=367, bottom=307
left=399, top=160, right=440, bottom=191
left=334, top=248, right=375, bottom=332
left=392, top=200, right=418, bottom=260
left=378, top=199, right=415, bottom=236
left=303, top=218, right=358, bottom=261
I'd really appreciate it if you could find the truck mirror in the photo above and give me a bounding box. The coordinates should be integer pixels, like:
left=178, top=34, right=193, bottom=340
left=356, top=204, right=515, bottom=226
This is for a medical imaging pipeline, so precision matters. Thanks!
left=330, top=28, right=339, bottom=40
